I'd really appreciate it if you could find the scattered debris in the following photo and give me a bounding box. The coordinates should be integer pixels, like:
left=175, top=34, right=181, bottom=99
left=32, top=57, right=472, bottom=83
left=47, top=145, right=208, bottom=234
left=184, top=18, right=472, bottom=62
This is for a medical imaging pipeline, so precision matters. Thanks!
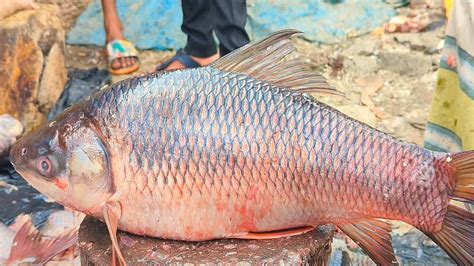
left=41, top=210, right=84, bottom=237
left=356, top=75, right=388, bottom=119
left=384, top=14, right=431, bottom=33
left=383, top=1, right=442, bottom=35
left=120, top=234, right=138, bottom=248
left=329, top=55, right=345, bottom=77
left=0, top=211, right=82, bottom=265
left=0, top=181, right=18, bottom=193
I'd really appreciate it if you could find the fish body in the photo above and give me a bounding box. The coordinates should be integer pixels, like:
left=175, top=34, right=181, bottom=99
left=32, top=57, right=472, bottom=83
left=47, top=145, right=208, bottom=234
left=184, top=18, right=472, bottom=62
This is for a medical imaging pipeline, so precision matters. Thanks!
left=84, top=67, right=449, bottom=239
left=9, top=30, right=474, bottom=265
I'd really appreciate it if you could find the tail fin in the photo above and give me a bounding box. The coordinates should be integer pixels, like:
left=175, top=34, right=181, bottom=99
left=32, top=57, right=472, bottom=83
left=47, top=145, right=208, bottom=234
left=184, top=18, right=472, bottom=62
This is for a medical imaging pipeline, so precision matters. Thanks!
left=430, top=151, right=474, bottom=264
left=427, top=205, right=474, bottom=265
left=449, top=151, right=474, bottom=203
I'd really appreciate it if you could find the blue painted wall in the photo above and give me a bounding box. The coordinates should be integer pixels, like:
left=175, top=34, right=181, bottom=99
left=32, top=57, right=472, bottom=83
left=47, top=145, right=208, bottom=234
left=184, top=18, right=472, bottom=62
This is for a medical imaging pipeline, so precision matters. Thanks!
left=67, top=0, right=395, bottom=50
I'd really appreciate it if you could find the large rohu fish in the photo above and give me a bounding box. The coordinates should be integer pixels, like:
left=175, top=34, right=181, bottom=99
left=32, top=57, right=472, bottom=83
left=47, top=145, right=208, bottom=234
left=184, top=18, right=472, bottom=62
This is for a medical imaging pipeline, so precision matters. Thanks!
left=10, top=30, right=474, bottom=265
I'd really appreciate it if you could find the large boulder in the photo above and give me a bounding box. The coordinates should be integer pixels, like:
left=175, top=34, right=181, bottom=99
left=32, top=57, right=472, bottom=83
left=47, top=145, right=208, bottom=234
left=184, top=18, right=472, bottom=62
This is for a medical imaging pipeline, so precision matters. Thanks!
left=0, top=4, right=67, bottom=133
left=37, top=0, right=91, bottom=31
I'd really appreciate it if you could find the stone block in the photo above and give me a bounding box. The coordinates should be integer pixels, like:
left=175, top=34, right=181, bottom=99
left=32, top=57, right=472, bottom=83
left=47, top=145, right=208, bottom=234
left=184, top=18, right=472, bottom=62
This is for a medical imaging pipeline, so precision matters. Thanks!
left=0, top=4, right=67, bottom=133
left=79, top=217, right=335, bottom=265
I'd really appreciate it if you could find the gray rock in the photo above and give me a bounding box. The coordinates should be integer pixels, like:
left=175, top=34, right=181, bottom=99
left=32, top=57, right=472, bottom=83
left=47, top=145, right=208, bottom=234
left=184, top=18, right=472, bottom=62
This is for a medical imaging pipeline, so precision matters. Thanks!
left=349, top=55, right=378, bottom=74
left=351, top=38, right=379, bottom=56
left=377, top=52, right=432, bottom=77
left=392, top=31, right=441, bottom=53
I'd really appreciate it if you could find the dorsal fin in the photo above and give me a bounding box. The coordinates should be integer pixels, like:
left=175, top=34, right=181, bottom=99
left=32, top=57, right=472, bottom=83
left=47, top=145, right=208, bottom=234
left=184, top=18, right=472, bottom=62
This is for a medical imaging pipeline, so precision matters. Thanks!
left=210, top=29, right=343, bottom=96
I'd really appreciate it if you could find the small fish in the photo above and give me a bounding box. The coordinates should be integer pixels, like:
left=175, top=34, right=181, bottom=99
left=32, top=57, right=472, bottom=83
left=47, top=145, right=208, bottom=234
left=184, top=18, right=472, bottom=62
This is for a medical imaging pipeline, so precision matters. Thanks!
left=10, top=30, right=474, bottom=265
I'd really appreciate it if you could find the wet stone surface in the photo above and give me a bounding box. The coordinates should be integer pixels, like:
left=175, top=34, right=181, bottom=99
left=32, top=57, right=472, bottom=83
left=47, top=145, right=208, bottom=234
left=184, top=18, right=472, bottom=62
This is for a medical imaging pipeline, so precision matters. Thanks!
left=79, top=217, right=335, bottom=265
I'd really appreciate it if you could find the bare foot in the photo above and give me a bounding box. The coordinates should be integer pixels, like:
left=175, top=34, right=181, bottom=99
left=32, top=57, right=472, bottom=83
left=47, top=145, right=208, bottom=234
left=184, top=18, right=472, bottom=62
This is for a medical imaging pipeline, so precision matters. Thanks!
left=164, top=53, right=220, bottom=71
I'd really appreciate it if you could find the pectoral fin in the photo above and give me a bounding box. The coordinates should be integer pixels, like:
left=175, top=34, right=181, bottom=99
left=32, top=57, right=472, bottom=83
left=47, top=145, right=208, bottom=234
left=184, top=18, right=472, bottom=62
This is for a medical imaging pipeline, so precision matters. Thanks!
left=102, top=201, right=126, bottom=266
left=338, top=219, right=398, bottom=265
left=235, top=226, right=315, bottom=240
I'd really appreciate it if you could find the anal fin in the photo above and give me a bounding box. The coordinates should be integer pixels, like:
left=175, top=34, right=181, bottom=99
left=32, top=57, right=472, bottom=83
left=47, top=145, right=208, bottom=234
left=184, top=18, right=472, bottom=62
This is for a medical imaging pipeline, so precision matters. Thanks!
left=235, top=226, right=315, bottom=240
left=102, top=201, right=127, bottom=266
left=338, top=219, right=398, bottom=265
left=427, top=204, right=474, bottom=265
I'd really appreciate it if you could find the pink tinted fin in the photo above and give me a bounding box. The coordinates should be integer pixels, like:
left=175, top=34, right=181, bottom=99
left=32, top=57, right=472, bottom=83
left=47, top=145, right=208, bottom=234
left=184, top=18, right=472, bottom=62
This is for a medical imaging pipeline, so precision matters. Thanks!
left=235, top=226, right=315, bottom=240
left=7, top=219, right=78, bottom=264
left=338, top=219, right=398, bottom=265
left=102, top=201, right=127, bottom=266
left=449, top=151, right=474, bottom=203
left=427, top=204, right=474, bottom=265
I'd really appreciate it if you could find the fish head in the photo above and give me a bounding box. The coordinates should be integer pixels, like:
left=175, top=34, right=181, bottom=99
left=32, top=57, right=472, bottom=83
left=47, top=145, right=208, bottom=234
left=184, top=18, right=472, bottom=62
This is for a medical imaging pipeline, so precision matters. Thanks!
left=10, top=109, right=114, bottom=214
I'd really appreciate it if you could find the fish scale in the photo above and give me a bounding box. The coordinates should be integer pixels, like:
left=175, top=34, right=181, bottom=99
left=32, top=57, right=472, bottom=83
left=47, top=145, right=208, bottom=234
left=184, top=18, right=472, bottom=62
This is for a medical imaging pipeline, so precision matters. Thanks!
left=83, top=67, right=446, bottom=238
left=10, top=30, right=473, bottom=265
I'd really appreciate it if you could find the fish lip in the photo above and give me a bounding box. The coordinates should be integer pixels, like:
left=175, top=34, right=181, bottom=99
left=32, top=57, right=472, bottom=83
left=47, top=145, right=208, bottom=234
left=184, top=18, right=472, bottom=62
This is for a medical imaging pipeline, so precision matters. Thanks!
left=9, top=140, right=28, bottom=173
left=9, top=142, right=19, bottom=168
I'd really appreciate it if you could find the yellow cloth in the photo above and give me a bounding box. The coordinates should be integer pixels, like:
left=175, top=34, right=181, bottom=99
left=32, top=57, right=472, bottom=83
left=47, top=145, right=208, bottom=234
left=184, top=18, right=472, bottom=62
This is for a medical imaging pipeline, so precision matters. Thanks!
left=424, top=0, right=474, bottom=152
left=444, top=0, right=453, bottom=19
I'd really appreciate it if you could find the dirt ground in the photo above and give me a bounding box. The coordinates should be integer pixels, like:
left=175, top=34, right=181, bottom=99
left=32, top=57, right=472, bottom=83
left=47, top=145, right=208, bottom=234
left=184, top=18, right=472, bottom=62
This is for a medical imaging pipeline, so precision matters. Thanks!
left=43, top=1, right=452, bottom=264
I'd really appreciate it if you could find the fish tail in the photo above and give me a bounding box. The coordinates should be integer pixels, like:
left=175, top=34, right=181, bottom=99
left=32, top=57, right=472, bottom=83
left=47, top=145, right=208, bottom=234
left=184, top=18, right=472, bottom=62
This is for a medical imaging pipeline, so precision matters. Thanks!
left=427, top=204, right=474, bottom=265
left=449, top=150, right=474, bottom=203
left=427, top=151, right=474, bottom=265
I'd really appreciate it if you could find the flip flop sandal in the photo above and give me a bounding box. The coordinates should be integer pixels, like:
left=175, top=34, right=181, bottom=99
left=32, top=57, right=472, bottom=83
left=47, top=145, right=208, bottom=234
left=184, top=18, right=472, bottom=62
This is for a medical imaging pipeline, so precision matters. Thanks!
left=106, top=39, right=140, bottom=75
left=156, top=49, right=201, bottom=71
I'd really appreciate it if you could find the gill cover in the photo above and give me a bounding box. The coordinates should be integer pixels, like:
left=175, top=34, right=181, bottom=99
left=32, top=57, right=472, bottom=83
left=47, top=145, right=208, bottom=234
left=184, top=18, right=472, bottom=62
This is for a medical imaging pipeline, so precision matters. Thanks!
left=57, top=118, right=115, bottom=212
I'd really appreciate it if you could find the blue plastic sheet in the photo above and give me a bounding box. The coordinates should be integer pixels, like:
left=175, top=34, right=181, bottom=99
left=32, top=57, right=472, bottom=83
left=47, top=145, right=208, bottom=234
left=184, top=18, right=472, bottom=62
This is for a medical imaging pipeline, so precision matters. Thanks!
left=67, top=0, right=395, bottom=50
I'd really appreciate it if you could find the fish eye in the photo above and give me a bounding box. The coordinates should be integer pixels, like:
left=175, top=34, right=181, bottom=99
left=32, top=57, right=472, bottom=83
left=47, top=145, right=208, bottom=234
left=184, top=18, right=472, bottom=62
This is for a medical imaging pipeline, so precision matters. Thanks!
left=37, top=157, right=53, bottom=177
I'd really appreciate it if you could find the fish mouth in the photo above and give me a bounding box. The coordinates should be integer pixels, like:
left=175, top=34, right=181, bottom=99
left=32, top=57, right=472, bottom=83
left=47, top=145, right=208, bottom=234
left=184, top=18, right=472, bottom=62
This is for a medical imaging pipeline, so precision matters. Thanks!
left=9, top=137, right=29, bottom=172
left=9, top=141, right=22, bottom=169
left=9, top=142, right=31, bottom=183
